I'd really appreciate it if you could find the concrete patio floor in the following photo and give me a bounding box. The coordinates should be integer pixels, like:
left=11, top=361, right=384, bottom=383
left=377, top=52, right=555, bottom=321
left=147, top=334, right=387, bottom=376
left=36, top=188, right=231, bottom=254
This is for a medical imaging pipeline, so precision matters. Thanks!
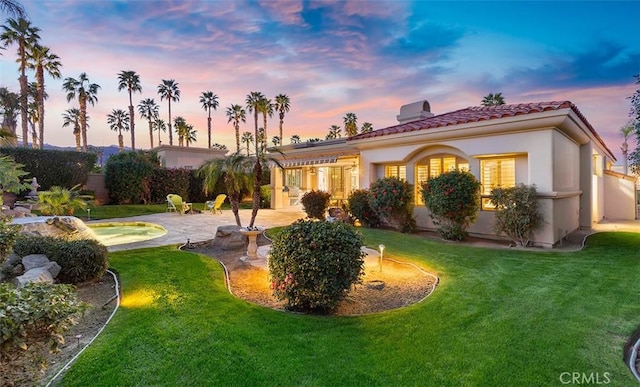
left=89, top=207, right=306, bottom=252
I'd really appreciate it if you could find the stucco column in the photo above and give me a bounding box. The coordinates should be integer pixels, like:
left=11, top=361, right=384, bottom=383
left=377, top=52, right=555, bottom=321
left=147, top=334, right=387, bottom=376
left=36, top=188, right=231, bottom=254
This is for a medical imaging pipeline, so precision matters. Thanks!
left=270, top=167, right=285, bottom=209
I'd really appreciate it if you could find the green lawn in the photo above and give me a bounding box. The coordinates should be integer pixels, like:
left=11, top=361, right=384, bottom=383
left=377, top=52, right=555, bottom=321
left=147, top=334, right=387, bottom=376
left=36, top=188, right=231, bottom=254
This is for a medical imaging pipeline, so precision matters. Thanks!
left=60, top=230, right=640, bottom=386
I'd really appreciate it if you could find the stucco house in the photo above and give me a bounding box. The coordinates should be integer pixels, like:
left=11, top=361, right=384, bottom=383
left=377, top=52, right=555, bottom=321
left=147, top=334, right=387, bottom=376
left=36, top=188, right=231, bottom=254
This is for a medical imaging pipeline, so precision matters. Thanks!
left=269, top=100, right=637, bottom=248
left=155, top=144, right=227, bottom=169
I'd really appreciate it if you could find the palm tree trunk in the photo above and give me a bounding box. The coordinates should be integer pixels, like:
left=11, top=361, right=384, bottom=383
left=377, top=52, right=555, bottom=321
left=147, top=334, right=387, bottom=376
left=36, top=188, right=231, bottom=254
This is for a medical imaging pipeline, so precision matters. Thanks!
left=31, top=122, right=37, bottom=148
left=118, top=133, right=123, bottom=152
left=230, top=193, right=242, bottom=226
left=207, top=114, right=212, bottom=149
left=19, top=74, right=28, bottom=148
left=128, top=96, right=135, bottom=150
left=262, top=113, right=268, bottom=149
left=168, top=100, right=173, bottom=146
left=279, top=114, right=284, bottom=145
left=249, top=160, right=262, bottom=227
left=148, top=120, right=154, bottom=148
left=235, top=123, right=240, bottom=153
left=75, top=130, right=81, bottom=152
left=37, top=66, right=45, bottom=149
left=80, top=97, right=88, bottom=152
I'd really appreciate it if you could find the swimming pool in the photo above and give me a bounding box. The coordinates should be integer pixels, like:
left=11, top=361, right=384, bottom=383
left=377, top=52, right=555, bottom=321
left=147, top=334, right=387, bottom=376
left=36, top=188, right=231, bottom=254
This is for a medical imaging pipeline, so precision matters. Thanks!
left=87, top=222, right=167, bottom=246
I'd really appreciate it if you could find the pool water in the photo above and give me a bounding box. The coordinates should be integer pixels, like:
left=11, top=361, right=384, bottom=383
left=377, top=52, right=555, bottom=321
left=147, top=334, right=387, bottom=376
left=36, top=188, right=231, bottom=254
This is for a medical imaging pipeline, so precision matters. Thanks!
left=88, top=222, right=167, bottom=246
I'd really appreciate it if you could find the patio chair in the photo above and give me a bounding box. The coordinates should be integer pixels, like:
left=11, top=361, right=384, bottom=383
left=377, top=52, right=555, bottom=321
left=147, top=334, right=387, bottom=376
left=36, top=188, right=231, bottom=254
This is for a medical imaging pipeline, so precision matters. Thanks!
left=167, top=194, right=192, bottom=215
left=205, top=194, right=226, bottom=214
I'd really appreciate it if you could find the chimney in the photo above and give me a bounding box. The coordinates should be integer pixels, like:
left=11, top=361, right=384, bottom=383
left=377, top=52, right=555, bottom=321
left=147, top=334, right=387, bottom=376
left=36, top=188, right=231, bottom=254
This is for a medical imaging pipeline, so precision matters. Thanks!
left=396, top=100, right=434, bottom=124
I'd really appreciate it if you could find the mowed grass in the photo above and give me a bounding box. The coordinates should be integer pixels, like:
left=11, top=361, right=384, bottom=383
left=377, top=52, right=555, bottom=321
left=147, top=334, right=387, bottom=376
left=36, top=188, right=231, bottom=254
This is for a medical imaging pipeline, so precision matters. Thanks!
left=60, top=230, right=640, bottom=386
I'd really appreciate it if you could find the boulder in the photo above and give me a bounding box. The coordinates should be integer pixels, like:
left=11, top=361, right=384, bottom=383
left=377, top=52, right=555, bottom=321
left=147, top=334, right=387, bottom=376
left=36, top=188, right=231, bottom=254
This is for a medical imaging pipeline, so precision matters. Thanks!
left=212, top=225, right=246, bottom=250
left=43, top=261, right=61, bottom=278
left=22, top=254, right=51, bottom=271
left=13, top=267, right=54, bottom=288
left=13, top=216, right=98, bottom=241
left=5, top=252, right=21, bottom=266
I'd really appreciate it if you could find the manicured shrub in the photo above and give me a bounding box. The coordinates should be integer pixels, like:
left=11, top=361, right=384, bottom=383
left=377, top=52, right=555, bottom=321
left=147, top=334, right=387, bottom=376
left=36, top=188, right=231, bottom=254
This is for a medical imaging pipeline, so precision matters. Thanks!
left=0, top=282, right=86, bottom=353
left=13, top=236, right=108, bottom=284
left=422, top=170, right=481, bottom=240
left=268, top=220, right=365, bottom=313
left=300, top=190, right=331, bottom=220
left=369, top=177, right=415, bottom=232
left=0, top=215, right=21, bottom=265
left=105, top=151, right=156, bottom=204
left=149, top=167, right=192, bottom=203
left=347, top=189, right=380, bottom=227
left=489, top=184, right=544, bottom=247
left=0, top=147, right=96, bottom=192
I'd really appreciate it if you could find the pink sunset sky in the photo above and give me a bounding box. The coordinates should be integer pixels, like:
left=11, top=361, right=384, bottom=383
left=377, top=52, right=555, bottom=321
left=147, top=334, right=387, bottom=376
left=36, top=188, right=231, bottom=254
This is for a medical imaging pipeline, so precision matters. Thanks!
left=1, top=0, right=638, bottom=163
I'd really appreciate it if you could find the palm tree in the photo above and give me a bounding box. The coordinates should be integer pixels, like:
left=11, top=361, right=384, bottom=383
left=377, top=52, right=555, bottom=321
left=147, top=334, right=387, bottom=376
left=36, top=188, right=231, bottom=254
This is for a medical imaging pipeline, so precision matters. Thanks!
left=1, top=17, right=40, bottom=148
left=153, top=118, right=166, bottom=146
left=361, top=122, right=373, bottom=134
left=241, top=131, right=253, bottom=156
left=107, top=108, right=130, bottom=152
left=117, top=70, right=142, bottom=151
left=226, top=104, right=246, bottom=153
left=198, top=152, right=253, bottom=227
left=290, top=134, right=301, bottom=144
left=343, top=112, right=358, bottom=137
left=26, top=44, right=61, bottom=149
left=245, top=91, right=269, bottom=227
left=62, top=72, right=100, bottom=152
left=185, top=124, right=197, bottom=147
left=481, top=92, right=506, bottom=106
left=62, top=108, right=82, bottom=151
left=174, top=116, right=187, bottom=147
left=0, top=0, right=26, bottom=18
left=157, top=79, right=180, bottom=146
left=621, top=121, right=635, bottom=175
left=272, top=136, right=280, bottom=147
left=326, top=124, right=341, bottom=140
left=0, top=87, right=19, bottom=145
left=245, top=92, right=264, bottom=154
left=200, top=91, right=219, bottom=149
left=274, top=93, right=290, bottom=145
left=257, top=96, right=273, bottom=148
left=138, top=98, right=159, bottom=148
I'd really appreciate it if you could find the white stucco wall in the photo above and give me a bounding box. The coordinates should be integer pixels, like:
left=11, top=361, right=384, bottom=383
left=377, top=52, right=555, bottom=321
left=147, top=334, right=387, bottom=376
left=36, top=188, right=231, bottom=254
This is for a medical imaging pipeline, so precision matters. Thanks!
left=603, top=172, right=637, bottom=220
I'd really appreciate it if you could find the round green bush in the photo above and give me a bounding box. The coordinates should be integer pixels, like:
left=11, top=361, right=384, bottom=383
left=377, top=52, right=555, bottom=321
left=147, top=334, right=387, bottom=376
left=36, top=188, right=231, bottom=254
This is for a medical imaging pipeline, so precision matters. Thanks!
left=268, top=220, right=365, bottom=313
left=422, top=170, right=481, bottom=240
left=347, top=189, right=380, bottom=228
left=13, top=235, right=109, bottom=284
left=300, top=190, right=332, bottom=220
left=369, top=177, right=415, bottom=232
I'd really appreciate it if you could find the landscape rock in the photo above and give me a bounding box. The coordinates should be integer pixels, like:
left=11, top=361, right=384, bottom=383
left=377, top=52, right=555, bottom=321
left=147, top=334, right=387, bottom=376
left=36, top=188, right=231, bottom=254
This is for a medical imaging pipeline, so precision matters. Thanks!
left=22, top=254, right=51, bottom=271
left=212, top=225, right=246, bottom=250
left=13, top=267, right=54, bottom=288
left=12, top=263, right=24, bottom=275
left=5, top=252, right=21, bottom=266
left=43, top=261, right=61, bottom=278
left=13, top=216, right=98, bottom=241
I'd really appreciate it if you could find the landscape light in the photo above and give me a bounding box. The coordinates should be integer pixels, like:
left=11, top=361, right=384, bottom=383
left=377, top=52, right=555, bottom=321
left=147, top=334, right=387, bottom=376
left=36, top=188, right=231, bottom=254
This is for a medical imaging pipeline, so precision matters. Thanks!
left=378, top=244, right=385, bottom=272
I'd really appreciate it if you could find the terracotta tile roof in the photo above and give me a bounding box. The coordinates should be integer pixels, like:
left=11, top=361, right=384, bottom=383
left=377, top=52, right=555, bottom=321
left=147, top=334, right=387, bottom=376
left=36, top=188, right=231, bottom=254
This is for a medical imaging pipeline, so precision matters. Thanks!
left=348, top=101, right=613, bottom=159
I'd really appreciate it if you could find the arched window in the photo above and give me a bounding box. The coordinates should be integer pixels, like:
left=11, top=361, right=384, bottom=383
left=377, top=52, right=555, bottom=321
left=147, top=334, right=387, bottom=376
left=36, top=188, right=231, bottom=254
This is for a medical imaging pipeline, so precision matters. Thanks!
left=415, top=155, right=469, bottom=205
